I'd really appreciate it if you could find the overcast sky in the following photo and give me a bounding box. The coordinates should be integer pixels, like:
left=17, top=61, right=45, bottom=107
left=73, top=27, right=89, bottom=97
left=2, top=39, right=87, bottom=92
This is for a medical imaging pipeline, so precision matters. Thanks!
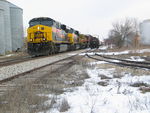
left=9, top=0, right=150, bottom=39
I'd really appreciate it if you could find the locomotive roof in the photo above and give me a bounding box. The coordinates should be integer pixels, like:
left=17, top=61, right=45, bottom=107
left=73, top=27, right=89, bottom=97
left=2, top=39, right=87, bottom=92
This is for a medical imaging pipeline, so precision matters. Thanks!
left=29, top=17, right=79, bottom=32
left=29, top=17, right=54, bottom=23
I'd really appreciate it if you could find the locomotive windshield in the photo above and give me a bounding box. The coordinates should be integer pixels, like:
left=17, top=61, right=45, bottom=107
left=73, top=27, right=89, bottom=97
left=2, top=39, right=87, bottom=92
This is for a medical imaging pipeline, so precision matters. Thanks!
left=29, top=18, right=54, bottom=27
left=68, top=28, right=74, bottom=33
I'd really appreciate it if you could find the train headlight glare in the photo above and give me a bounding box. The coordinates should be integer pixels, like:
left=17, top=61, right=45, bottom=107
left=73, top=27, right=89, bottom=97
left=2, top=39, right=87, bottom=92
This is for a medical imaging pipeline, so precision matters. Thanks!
left=43, top=38, right=46, bottom=41
left=30, top=39, right=33, bottom=41
left=38, top=26, right=40, bottom=30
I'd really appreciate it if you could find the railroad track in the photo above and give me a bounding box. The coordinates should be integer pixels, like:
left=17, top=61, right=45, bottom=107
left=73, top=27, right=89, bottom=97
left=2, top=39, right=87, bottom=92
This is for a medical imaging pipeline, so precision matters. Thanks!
left=95, top=53, right=150, bottom=65
left=0, top=57, right=76, bottom=95
left=0, top=53, right=66, bottom=67
left=0, top=49, right=90, bottom=84
left=0, top=49, right=91, bottom=97
left=86, top=53, right=150, bottom=69
left=0, top=50, right=93, bottom=113
left=0, top=55, right=33, bottom=67
left=0, top=49, right=94, bottom=67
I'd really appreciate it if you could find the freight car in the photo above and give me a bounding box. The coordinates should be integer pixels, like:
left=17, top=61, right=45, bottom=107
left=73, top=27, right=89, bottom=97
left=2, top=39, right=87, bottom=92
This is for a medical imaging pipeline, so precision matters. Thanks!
left=27, top=17, right=99, bottom=56
left=88, top=36, right=100, bottom=49
left=79, top=34, right=89, bottom=49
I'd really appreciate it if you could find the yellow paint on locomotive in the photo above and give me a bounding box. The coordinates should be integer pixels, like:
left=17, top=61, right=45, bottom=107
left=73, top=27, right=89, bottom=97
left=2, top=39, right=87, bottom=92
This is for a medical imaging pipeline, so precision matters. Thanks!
left=27, top=25, right=52, bottom=43
left=67, top=33, right=74, bottom=44
left=27, top=25, right=78, bottom=44
left=67, top=33, right=79, bottom=44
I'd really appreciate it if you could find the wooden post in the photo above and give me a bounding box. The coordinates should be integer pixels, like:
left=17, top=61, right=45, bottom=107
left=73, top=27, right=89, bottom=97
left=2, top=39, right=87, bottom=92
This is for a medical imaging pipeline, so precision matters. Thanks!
left=133, top=34, right=140, bottom=49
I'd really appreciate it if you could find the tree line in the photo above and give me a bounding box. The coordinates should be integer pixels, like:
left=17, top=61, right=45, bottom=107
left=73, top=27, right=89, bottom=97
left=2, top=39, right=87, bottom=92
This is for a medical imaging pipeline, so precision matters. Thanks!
left=106, top=18, right=140, bottom=48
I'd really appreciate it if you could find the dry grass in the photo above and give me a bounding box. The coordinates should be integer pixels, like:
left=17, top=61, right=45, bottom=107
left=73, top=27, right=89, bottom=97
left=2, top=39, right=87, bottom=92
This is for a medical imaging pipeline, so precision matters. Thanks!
left=130, top=82, right=150, bottom=93
left=0, top=56, right=90, bottom=113
left=59, top=98, right=70, bottom=112
left=100, top=45, right=150, bottom=61
left=105, top=45, right=150, bottom=52
left=140, top=87, right=150, bottom=93
left=96, top=62, right=150, bottom=77
left=130, top=82, right=149, bottom=87
left=113, top=72, right=124, bottom=78
left=138, top=45, right=150, bottom=49
left=0, top=82, right=52, bottom=113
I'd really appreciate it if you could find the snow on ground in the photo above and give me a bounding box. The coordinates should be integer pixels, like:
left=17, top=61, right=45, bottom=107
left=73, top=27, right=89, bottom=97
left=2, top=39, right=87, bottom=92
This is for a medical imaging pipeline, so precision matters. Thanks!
left=126, top=56, right=145, bottom=62
left=97, top=50, right=130, bottom=56
left=38, top=47, right=150, bottom=113
left=5, top=54, right=14, bottom=57
left=83, top=48, right=150, bottom=56
left=45, top=61, right=150, bottom=113
left=79, top=47, right=149, bottom=63
left=99, top=46, right=108, bottom=50
left=64, top=69, right=150, bottom=113
left=79, top=52, right=96, bottom=56
left=137, top=49, right=150, bottom=53
left=0, top=54, right=14, bottom=58
left=90, top=61, right=107, bottom=65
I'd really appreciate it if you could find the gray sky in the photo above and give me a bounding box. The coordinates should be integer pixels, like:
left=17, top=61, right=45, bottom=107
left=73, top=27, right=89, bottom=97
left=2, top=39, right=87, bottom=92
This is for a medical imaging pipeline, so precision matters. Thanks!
left=9, top=0, right=150, bottom=39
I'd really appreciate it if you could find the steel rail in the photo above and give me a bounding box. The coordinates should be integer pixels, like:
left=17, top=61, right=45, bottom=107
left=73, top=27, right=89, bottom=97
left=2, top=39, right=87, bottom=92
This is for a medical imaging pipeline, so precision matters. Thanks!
left=86, top=54, right=150, bottom=70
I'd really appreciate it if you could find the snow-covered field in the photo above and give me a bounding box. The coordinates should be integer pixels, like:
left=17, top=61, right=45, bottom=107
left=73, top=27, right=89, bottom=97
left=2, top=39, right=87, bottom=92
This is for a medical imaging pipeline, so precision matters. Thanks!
left=38, top=47, right=150, bottom=113
left=44, top=61, right=150, bottom=113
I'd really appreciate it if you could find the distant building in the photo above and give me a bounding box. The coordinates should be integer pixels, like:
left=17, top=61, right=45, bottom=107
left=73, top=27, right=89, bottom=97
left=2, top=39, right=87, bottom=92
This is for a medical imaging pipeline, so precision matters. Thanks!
left=104, top=39, right=113, bottom=45
left=140, top=19, right=150, bottom=45
left=0, top=0, right=23, bottom=55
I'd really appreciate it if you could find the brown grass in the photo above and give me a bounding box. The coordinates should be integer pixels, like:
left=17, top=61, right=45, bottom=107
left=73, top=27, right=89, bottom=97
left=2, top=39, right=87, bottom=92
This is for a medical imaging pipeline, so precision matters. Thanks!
left=0, top=82, right=51, bottom=113
left=59, top=98, right=70, bottom=112
left=130, top=82, right=150, bottom=93
left=130, top=82, right=149, bottom=87
left=140, top=87, right=150, bottom=93
left=0, top=56, right=90, bottom=113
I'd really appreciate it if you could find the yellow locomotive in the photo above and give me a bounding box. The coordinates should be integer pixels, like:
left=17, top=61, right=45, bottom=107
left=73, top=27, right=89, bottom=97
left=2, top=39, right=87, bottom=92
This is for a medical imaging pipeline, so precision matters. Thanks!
left=27, top=17, right=100, bottom=56
left=27, top=17, right=80, bottom=56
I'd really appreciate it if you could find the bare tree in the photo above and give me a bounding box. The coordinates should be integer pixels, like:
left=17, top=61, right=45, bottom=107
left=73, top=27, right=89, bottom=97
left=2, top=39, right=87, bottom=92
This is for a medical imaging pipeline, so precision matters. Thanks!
left=108, top=18, right=139, bottom=48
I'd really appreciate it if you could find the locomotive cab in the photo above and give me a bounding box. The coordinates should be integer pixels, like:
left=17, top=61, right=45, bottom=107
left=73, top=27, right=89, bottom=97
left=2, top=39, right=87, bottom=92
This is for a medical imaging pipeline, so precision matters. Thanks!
left=27, top=18, right=54, bottom=42
left=27, top=18, right=54, bottom=55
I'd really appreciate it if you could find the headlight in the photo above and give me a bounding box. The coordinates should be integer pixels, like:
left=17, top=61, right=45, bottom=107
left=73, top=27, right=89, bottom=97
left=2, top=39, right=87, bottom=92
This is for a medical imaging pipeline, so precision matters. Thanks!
left=43, top=38, right=46, bottom=41
left=30, top=39, right=33, bottom=41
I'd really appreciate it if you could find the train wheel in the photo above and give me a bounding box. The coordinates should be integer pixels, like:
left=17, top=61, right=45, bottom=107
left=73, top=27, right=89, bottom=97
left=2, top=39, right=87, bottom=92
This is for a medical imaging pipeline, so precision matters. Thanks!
left=49, top=42, right=55, bottom=55
left=67, top=44, right=71, bottom=51
left=55, top=44, right=60, bottom=53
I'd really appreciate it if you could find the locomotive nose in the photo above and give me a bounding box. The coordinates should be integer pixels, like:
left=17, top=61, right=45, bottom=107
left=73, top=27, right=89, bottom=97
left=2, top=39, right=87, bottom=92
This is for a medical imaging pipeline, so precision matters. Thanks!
left=34, top=31, right=44, bottom=39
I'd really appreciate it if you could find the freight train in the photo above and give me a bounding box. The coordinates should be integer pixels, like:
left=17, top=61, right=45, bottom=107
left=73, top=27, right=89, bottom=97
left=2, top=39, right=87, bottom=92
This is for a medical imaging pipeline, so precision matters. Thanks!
left=27, top=17, right=99, bottom=56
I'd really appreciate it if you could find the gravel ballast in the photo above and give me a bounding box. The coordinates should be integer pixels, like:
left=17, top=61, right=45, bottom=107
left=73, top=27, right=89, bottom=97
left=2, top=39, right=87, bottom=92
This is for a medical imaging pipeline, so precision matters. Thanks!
left=0, top=50, right=85, bottom=81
